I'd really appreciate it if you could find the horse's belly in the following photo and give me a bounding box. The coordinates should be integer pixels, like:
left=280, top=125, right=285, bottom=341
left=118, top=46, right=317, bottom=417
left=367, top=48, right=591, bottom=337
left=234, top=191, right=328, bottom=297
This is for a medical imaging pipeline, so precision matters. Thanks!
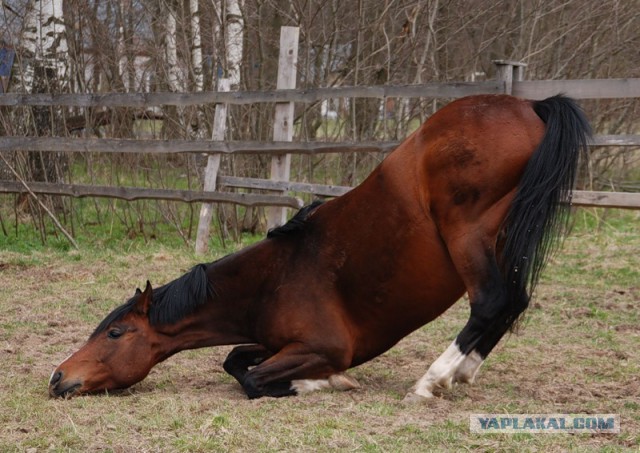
left=350, top=285, right=465, bottom=366
left=340, top=227, right=466, bottom=366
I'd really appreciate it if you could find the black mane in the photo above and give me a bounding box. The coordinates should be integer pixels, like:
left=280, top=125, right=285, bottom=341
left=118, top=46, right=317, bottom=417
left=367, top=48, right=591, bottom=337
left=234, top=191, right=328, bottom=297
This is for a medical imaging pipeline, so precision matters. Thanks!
left=267, top=200, right=323, bottom=238
left=91, top=201, right=324, bottom=339
left=90, top=264, right=214, bottom=338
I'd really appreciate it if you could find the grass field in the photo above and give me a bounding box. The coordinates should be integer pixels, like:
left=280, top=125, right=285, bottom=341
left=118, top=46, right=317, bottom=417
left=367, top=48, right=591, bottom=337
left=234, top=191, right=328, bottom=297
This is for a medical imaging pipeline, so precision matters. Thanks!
left=0, top=208, right=638, bottom=452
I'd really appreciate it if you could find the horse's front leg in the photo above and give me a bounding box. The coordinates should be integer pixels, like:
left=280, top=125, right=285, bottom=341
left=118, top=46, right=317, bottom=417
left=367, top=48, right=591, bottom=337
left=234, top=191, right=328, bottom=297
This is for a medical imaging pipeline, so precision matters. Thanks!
left=239, top=343, right=358, bottom=399
left=222, top=344, right=272, bottom=386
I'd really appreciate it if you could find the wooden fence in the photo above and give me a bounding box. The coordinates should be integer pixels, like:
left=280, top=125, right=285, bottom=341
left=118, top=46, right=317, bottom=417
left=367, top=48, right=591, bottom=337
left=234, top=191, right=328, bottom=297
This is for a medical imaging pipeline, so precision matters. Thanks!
left=1, top=28, right=639, bottom=251
left=1, top=80, right=638, bottom=205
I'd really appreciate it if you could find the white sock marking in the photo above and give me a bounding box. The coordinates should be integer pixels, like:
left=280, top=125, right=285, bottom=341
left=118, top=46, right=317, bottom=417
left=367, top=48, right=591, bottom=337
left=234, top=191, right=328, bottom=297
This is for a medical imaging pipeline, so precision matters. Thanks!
left=453, top=350, right=483, bottom=384
left=291, top=379, right=331, bottom=394
left=291, top=373, right=361, bottom=394
left=412, top=340, right=466, bottom=398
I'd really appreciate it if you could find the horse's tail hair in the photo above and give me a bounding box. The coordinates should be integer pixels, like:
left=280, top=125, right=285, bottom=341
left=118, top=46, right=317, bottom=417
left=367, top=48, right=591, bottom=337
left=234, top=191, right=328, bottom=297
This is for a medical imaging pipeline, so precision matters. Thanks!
left=500, top=94, right=591, bottom=327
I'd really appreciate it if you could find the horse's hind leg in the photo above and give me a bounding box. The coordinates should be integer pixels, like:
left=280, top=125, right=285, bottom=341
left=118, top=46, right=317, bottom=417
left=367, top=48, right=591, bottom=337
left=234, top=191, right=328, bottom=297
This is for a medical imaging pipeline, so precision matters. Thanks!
left=407, top=252, right=507, bottom=400
left=407, top=204, right=528, bottom=401
left=409, top=254, right=528, bottom=400
left=454, top=301, right=527, bottom=385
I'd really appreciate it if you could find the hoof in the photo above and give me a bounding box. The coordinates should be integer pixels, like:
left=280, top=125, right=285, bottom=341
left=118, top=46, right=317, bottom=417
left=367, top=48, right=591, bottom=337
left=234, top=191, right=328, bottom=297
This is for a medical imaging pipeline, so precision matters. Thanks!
left=402, top=392, right=432, bottom=405
left=329, top=373, right=361, bottom=391
left=453, top=373, right=474, bottom=385
left=436, top=377, right=453, bottom=390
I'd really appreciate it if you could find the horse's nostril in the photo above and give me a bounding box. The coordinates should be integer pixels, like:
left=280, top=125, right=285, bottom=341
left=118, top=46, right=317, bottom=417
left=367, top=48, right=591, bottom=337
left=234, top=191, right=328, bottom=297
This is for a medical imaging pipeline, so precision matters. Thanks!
left=50, top=370, right=63, bottom=387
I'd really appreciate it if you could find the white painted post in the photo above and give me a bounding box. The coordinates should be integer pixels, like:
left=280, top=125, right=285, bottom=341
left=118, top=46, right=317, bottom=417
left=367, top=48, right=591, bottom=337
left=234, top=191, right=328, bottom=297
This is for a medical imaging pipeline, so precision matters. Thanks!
left=493, top=60, right=527, bottom=94
left=266, top=26, right=299, bottom=230
left=195, top=78, right=231, bottom=255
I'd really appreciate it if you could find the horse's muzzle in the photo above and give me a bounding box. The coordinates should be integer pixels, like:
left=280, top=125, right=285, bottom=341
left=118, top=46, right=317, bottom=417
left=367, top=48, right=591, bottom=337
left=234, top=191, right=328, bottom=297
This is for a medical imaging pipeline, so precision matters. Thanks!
left=48, top=370, right=82, bottom=398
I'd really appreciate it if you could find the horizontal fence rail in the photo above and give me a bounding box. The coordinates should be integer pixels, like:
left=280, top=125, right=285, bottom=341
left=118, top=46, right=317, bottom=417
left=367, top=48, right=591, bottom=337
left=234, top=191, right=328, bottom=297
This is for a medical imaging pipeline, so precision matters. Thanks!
left=1, top=78, right=637, bottom=108
left=218, top=176, right=351, bottom=198
left=0, top=81, right=504, bottom=107
left=1, top=181, right=636, bottom=210
left=0, top=137, right=400, bottom=155
left=0, top=135, right=637, bottom=155
left=513, top=78, right=640, bottom=99
left=571, top=191, right=640, bottom=210
left=0, top=181, right=303, bottom=208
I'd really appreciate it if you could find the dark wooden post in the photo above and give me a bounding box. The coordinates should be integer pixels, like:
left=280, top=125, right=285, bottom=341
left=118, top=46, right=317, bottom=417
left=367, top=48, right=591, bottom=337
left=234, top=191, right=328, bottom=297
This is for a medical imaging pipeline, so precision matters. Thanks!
left=493, top=60, right=527, bottom=95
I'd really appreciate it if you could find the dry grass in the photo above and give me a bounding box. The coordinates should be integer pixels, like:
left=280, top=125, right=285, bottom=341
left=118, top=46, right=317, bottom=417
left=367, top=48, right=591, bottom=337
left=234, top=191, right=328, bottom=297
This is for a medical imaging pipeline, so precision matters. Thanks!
left=0, top=209, right=638, bottom=452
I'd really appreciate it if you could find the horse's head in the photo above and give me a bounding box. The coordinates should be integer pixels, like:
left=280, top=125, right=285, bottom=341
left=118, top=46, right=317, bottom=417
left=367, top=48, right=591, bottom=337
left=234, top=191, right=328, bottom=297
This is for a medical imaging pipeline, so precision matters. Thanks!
left=49, top=282, right=162, bottom=398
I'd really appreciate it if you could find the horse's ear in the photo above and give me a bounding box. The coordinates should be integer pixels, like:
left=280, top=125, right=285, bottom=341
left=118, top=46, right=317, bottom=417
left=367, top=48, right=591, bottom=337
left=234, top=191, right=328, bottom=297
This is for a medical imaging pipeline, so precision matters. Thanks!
left=134, top=281, right=153, bottom=315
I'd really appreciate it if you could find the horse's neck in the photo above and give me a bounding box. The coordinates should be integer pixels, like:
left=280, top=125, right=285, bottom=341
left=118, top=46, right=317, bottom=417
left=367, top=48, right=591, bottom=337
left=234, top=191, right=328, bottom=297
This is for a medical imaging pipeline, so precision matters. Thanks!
left=210, top=240, right=285, bottom=302
left=156, top=241, right=287, bottom=356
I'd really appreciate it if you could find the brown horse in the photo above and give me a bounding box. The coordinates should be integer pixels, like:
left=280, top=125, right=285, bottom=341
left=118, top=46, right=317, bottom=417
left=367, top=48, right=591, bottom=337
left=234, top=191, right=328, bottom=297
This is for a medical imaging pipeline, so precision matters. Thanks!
left=49, top=94, right=590, bottom=400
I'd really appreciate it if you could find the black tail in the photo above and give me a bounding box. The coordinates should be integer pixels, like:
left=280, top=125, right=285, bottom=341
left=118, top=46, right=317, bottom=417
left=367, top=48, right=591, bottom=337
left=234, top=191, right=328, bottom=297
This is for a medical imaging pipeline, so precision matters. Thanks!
left=500, top=95, right=591, bottom=321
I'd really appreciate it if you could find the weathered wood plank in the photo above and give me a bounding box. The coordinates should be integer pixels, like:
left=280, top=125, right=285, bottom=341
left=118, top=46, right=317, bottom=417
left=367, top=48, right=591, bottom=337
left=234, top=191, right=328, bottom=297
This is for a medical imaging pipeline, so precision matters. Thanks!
left=195, top=78, right=230, bottom=255
left=267, top=26, right=299, bottom=229
left=1, top=78, right=637, bottom=108
left=0, top=136, right=401, bottom=154
left=572, top=190, right=640, bottom=209
left=0, top=79, right=637, bottom=108
left=0, top=135, right=635, bottom=156
left=1, top=181, right=635, bottom=210
left=513, top=79, right=640, bottom=99
left=590, top=135, right=640, bottom=146
left=219, top=176, right=351, bottom=197
left=0, top=81, right=504, bottom=107
left=219, top=179, right=640, bottom=209
left=0, top=181, right=303, bottom=208
left=494, top=60, right=527, bottom=95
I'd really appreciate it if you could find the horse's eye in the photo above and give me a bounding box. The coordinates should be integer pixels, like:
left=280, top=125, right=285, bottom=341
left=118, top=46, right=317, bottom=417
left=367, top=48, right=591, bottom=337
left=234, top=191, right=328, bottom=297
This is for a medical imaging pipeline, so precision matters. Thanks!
left=107, top=329, right=123, bottom=339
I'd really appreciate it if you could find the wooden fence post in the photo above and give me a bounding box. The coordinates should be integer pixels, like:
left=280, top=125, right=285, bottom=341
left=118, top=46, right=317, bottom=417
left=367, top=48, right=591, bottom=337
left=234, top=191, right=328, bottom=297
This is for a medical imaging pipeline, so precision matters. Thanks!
left=493, top=60, right=527, bottom=94
left=195, top=78, right=230, bottom=255
left=266, top=26, right=299, bottom=230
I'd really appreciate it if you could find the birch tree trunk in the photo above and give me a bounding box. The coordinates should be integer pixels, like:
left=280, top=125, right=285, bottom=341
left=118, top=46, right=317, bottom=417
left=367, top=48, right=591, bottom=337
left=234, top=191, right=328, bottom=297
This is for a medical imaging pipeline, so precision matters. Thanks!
left=163, top=0, right=185, bottom=138
left=21, top=0, right=68, bottom=91
left=165, top=5, right=183, bottom=93
left=190, top=0, right=206, bottom=139
left=116, top=0, right=133, bottom=92
left=17, top=0, right=69, bottom=232
left=216, top=0, right=249, bottom=234
left=225, top=0, right=244, bottom=89
left=113, top=0, right=134, bottom=137
left=190, top=0, right=204, bottom=93
left=19, top=0, right=68, bottom=184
